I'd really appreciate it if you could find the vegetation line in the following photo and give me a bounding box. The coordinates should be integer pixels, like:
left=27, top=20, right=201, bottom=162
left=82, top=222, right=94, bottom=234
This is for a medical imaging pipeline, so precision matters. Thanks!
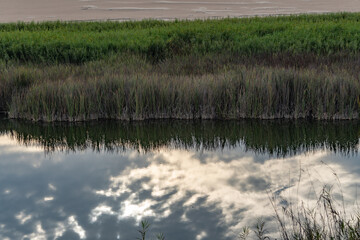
left=2, top=119, right=359, bottom=154
left=1, top=13, right=360, bottom=64
left=1, top=13, right=360, bottom=121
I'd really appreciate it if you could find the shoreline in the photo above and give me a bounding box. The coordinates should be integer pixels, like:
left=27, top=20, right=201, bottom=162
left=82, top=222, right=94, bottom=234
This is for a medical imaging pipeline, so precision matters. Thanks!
left=1, top=0, right=360, bottom=23
left=6, top=113, right=360, bottom=123
left=2, top=109, right=360, bottom=122
left=0, top=11, right=341, bottom=24
left=2, top=117, right=359, bottom=153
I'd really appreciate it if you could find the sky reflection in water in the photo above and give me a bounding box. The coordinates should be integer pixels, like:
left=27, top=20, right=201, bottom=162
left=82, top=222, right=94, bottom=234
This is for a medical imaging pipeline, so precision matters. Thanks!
left=0, top=119, right=359, bottom=240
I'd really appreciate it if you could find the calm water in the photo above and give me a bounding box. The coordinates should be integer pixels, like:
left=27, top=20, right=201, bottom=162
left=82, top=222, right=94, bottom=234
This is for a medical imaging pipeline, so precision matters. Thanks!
left=2, top=0, right=360, bottom=23
left=0, top=117, right=359, bottom=240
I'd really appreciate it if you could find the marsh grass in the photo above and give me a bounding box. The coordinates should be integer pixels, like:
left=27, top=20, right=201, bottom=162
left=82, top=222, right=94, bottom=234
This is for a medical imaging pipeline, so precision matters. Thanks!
left=1, top=13, right=360, bottom=121
left=240, top=163, right=360, bottom=240
left=1, top=13, right=360, bottom=64
left=266, top=187, right=360, bottom=240
left=1, top=54, right=359, bottom=121
left=238, top=189, right=360, bottom=240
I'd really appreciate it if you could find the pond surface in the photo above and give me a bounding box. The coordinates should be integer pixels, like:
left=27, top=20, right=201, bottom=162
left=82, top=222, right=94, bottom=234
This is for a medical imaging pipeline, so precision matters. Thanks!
left=0, top=117, right=359, bottom=240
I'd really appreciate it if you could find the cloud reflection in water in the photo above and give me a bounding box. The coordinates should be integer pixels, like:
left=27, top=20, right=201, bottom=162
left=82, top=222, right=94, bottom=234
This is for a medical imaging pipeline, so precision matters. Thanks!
left=0, top=120, right=359, bottom=239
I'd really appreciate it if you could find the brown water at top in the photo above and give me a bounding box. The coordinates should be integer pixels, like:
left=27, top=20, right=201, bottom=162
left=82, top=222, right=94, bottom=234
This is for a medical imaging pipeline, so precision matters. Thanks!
left=0, top=0, right=359, bottom=23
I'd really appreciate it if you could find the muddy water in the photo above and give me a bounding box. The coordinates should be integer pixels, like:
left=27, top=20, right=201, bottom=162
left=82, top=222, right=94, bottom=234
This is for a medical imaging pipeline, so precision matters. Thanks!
left=1, top=0, right=359, bottom=22
left=0, top=118, right=359, bottom=239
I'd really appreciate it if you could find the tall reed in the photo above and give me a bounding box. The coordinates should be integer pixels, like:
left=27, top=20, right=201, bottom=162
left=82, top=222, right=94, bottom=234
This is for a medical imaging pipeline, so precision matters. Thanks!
left=5, top=59, right=359, bottom=121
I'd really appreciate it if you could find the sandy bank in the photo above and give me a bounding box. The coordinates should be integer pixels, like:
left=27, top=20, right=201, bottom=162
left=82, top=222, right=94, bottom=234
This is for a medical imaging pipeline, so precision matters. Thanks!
left=1, top=0, right=360, bottom=22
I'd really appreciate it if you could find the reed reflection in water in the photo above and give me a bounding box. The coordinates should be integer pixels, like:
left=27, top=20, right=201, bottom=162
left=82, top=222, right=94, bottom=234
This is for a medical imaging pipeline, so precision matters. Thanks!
left=1, top=119, right=359, bottom=155
left=0, top=118, right=359, bottom=239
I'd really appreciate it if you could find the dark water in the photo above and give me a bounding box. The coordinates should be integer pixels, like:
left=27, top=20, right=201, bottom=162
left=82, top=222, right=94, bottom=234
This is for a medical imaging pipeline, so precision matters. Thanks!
left=0, top=117, right=359, bottom=240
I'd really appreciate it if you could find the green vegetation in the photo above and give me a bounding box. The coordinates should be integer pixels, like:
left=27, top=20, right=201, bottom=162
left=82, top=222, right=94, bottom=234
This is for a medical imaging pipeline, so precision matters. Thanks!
left=1, top=13, right=360, bottom=64
left=1, top=55, right=360, bottom=121
left=1, top=13, right=360, bottom=120
left=137, top=220, right=165, bottom=240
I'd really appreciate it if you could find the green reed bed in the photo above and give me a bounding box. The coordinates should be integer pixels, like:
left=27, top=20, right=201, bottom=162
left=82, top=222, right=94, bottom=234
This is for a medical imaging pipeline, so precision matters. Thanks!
left=1, top=13, right=360, bottom=64
left=1, top=54, right=360, bottom=121
left=0, top=13, right=360, bottom=121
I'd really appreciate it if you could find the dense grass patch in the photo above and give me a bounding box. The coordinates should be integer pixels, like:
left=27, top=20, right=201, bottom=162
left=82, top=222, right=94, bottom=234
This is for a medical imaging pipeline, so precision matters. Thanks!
left=1, top=13, right=360, bottom=121
left=0, top=13, right=360, bottom=64
left=1, top=54, right=360, bottom=121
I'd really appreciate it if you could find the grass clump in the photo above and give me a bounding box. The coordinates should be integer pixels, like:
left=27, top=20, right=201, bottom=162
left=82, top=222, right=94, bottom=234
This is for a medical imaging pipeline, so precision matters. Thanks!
left=269, top=187, right=360, bottom=240
left=236, top=187, right=360, bottom=240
